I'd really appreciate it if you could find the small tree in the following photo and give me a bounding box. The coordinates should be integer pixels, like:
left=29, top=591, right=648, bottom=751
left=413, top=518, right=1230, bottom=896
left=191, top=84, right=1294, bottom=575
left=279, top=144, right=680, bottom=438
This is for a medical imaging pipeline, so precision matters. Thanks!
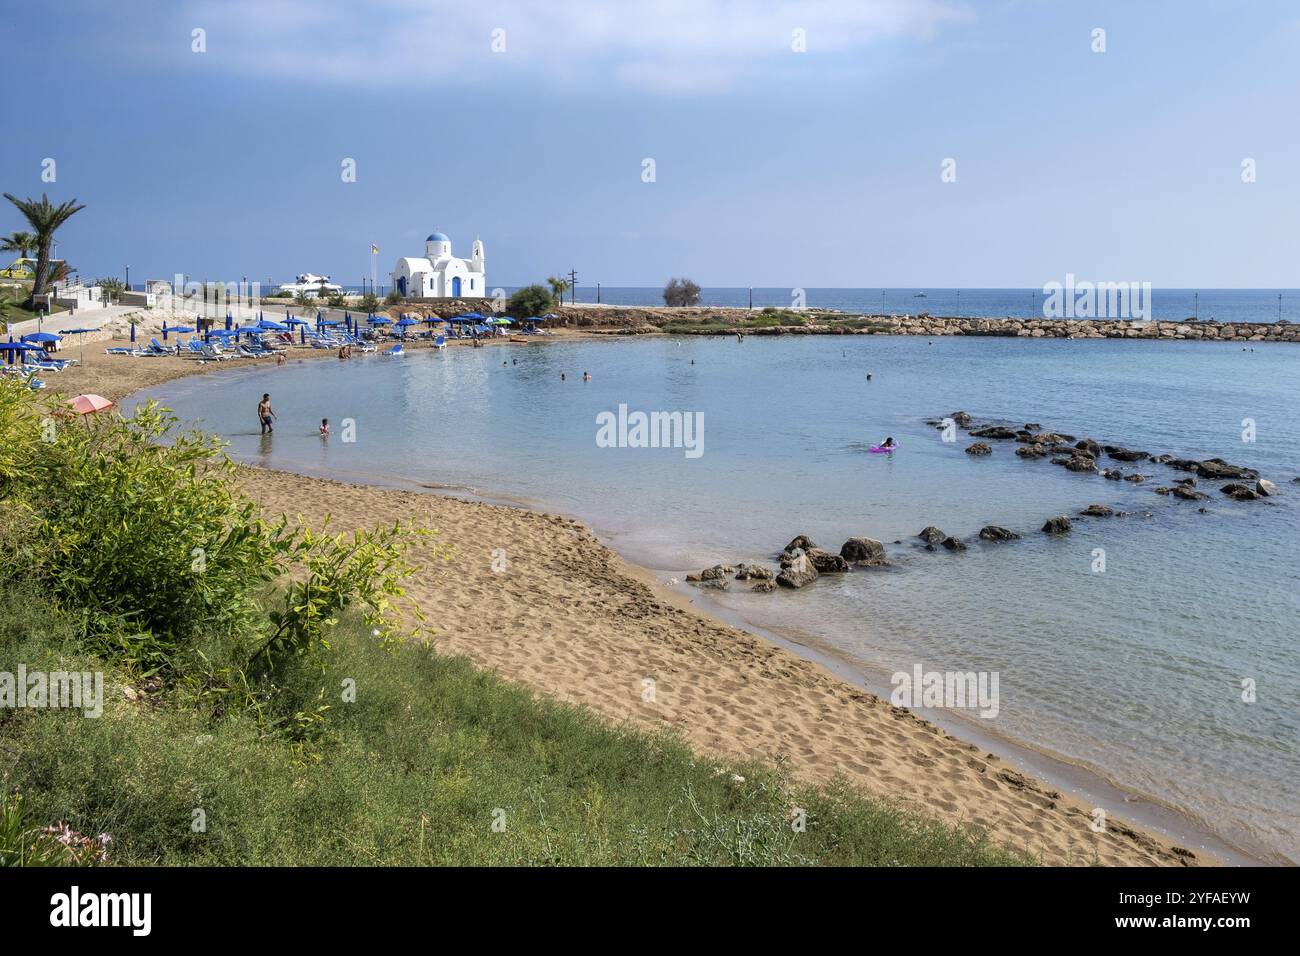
left=358, top=292, right=380, bottom=313
left=663, top=277, right=701, bottom=307
left=384, top=290, right=402, bottom=306
left=507, top=284, right=555, bottom=319
left=546, top=276, right=570, bottom=306
left=97, top=277, right=125, bottom=303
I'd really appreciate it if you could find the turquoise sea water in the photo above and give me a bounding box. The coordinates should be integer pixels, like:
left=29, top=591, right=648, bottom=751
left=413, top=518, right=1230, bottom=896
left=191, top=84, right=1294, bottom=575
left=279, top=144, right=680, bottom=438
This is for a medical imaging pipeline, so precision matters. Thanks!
left=140, top=335, right=1300, bottom=863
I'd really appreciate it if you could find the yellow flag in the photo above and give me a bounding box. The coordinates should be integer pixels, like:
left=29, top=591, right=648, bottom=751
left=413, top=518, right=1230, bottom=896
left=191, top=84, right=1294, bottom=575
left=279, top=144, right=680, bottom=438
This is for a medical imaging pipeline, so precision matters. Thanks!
left=371, top=245, right=379, bottom=255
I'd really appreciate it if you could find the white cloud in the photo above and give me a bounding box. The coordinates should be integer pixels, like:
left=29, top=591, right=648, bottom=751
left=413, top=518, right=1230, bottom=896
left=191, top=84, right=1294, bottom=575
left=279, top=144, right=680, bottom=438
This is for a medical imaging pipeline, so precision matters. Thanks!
left=163, top=0, right=970, bottom=93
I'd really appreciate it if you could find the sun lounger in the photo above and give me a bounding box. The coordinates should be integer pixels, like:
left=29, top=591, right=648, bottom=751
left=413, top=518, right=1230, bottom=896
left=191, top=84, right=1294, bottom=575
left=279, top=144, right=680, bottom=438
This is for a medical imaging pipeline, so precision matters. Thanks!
left=433, top=335, right=446, bottom=349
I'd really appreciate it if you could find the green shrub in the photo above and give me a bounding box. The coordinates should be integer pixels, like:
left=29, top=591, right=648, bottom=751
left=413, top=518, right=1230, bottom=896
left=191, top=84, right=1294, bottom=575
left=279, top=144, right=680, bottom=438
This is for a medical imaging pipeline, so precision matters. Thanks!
left=507, top=284, right=555, bottom=319
left=0, top=381, right=431, bottom=692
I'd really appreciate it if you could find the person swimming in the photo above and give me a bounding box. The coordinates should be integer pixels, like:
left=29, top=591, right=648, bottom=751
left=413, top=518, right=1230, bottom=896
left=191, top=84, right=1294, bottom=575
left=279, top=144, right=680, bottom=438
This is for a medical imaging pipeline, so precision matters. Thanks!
left=582, top=371, right=591, bottom=381
left=320, top=418, right=330, bottom=437
left=879, top=436, right=895, bottom=449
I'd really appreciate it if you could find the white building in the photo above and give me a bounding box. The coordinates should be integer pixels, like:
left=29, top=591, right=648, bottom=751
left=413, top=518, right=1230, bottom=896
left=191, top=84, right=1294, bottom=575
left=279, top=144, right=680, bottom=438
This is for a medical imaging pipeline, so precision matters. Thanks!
left=390, top=232, right=485, bottom=299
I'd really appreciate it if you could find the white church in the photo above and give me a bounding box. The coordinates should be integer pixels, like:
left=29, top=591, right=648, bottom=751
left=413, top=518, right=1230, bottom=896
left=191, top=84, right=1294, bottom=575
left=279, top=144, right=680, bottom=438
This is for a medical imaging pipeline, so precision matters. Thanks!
left=390, top=232, right=485, bottom=299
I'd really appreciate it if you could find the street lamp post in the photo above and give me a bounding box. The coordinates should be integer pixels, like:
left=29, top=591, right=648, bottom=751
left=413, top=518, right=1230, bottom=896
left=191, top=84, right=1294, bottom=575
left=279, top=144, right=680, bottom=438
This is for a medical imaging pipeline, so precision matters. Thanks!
left=125, top=265, right=130, bottom=294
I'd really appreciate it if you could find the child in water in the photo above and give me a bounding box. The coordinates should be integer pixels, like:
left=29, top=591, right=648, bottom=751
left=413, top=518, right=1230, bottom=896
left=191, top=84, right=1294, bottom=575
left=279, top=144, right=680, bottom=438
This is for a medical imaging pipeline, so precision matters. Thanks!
left=879, top=436, right=895, bottom=449
left=320, top=418, right=330, bottom=438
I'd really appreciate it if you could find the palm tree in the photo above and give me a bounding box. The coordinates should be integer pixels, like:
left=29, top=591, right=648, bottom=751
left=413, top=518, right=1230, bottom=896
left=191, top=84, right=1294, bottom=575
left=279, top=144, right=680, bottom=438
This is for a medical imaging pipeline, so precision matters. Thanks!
left=0, top=231, right=36, bottom=260
left=3, top=194, right=86, bottom=304
left=547, top=276, right=570, bottom=306
left=294, top=289, right=316, bottom=317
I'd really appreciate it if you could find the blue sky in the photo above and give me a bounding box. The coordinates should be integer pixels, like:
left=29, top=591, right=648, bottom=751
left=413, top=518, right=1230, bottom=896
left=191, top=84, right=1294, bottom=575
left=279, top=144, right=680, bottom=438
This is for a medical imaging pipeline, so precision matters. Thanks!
left=5, top=0, right=1298, bottom=288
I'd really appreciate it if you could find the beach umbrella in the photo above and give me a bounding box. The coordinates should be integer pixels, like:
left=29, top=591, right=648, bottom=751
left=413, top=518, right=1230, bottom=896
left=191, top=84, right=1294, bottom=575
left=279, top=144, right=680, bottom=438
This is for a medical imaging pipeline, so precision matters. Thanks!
left=395, top=317, right=418, bottom=327
left=1, top=339, right=38, bottom=366
left=257, top=319, right=289, bottom=331
left=130, top=319, right=136, bottom=342
left=368, top=314, right=391, bottom=324
left=225, top=312, right=233, bottom=330
left=66, top=394, right=114, bottom=415
left=285, top=316, right=310, bottom=326
left=60, top=327, right=100, bottom=364
left=161, top=321, right=169, bottom=341
left=300, top=325, right=306, bottom=344
left=21, top=331, right=61, bottom=343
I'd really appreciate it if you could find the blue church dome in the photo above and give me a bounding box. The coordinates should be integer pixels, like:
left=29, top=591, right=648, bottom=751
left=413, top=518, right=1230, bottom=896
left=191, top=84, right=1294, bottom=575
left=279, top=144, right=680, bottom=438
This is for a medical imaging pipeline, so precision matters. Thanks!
left=426, top=232, right=450, bottom=242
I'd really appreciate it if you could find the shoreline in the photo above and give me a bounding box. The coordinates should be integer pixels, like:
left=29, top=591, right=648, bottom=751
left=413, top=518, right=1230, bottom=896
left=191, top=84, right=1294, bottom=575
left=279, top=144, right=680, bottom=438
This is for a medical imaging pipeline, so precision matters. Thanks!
left=62, top=334, right=1271, bottom=866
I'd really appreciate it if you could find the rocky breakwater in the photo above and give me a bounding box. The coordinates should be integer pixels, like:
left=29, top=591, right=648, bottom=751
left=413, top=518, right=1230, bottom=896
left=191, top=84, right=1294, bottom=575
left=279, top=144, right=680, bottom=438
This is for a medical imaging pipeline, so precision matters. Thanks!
left=568, top=305, right=1300, bottom=342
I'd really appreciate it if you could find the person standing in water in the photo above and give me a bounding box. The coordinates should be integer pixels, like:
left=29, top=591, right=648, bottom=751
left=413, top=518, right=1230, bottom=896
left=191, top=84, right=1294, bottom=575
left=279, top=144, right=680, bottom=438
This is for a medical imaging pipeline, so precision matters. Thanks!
left=319, top=418, right=330, bottom=438
left=257, top=394, right=276, bottom=435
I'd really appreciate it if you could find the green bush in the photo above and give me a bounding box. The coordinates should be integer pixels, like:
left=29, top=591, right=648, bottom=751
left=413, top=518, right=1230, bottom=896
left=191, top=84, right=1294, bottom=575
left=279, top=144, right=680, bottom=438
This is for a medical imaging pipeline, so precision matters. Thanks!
left=663, top=277, right=701, bottom=307
left=507, top=284, right=554, bottom=319
left=0, top=380, right=430, bottom=689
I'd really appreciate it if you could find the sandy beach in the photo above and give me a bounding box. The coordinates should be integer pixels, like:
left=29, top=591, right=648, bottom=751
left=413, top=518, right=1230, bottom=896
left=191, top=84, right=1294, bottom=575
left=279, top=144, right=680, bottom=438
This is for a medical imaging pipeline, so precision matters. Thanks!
left=54, top=341, right=1209, bottom=866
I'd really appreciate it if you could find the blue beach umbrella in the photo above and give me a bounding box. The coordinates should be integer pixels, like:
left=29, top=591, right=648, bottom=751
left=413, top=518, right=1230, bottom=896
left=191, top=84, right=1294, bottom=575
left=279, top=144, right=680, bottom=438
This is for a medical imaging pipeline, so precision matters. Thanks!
left=60, top=327, right=100, bottom=363
left=225, top=312, right=233, bottom=330
left=161, top=322, right=169, bottom=341
left=130, top=320, right=136, bottom=342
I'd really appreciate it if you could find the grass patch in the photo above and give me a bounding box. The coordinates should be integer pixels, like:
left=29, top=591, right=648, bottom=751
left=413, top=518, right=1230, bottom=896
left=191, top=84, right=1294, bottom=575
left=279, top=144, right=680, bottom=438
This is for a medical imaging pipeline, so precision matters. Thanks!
left=0, top=597, right=1028, bottom=867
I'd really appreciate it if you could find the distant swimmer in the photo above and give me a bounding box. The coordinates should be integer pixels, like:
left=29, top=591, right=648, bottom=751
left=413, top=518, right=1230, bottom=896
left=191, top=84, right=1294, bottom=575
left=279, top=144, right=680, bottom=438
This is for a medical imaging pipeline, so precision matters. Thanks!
left=320, top=418, right=330, bottom=438
left=561, top=372, right=566, bottom=380
left=583, top=371, right=591, bottom=381
left=866, top=372, right=873, bottom=381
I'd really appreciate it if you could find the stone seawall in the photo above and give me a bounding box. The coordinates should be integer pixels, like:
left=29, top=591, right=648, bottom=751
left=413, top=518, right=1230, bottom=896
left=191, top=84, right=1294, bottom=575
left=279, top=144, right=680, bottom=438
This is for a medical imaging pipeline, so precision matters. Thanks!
left=549, top=306, right=1300, bottom=342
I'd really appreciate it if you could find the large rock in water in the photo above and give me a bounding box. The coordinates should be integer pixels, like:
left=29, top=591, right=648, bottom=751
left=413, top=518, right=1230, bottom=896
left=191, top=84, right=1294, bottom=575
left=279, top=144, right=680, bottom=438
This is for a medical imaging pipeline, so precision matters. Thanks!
left=1080, top=504, right=1114, bottom=517
left=1196, top=458, right=1259, bottom=480
left=1042, top=516, right=1073, bottom=534
left=917, top=526, right=946, bottom=544
left=784, top=534, right=818, bottom=553
left=1220, top=483, right=1260, bottom=501
left=1017, top=444, right=1048, bottom=459
left=940, top=536, right=967, bottom=551
left=1075, top=438, right=1102, bottom=457
left=840, top=537, right=886, bottom=564
left=1173, top=486, right=1208, bottom=501
left=950, top=411, right=972, bottom=427
left=805, top=548, right=849, bottom=572
left=979, top=526, right=1020, bottom=541
left=965, top=442, right=993, bottom=456
left=735, top=563, right=774, bottom=581
left=970, top=426, right=1018, bottom=440
left=1107, top=447, right=1150, bottom=462
left=776, top=551, right=818, bottom=588
left=1256, top=479, right=1278, bottom=497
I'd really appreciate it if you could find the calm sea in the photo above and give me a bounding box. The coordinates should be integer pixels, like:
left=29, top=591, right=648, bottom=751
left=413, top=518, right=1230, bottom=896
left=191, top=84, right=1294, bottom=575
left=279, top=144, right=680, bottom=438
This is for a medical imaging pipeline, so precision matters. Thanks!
left=139, top=334, right=1300, bottom=863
